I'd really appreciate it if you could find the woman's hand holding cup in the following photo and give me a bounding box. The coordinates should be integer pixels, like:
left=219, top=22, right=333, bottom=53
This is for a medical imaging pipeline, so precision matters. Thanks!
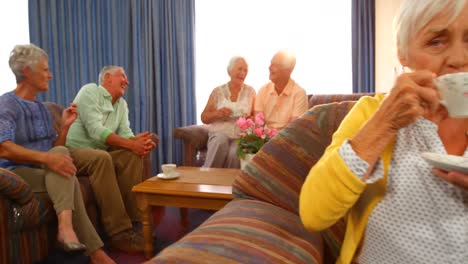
left=434, top=72, right=468, bottom=118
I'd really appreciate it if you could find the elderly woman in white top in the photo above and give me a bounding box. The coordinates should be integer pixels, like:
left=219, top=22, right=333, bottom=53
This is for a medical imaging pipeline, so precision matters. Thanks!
left=201, top=56, right=256, bottom=168
left=300, top=0, right=468, bottom=263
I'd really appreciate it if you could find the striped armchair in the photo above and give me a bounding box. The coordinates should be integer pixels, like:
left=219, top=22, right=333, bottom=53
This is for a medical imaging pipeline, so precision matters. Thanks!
left=173, top=93, right=373, bottom=167
left=150, top=96, right=373, bottom=263
left=0, top=102, right=155, bottom=264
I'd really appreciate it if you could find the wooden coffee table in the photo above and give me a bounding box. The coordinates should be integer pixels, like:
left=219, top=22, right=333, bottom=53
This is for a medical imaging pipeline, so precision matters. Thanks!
left=132, top=166, right=240, bottom=259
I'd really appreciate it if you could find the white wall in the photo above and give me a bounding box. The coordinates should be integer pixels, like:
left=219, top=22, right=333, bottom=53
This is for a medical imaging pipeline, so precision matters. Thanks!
left=0, top=0, right=29, bottom=95
left=375, top=0, right=402, bottom=93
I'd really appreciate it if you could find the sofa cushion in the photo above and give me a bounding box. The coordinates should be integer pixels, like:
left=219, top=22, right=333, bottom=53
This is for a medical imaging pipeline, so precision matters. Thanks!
left=0, top=168, right=33, bottom=205
left=308, top=93, right=373, bottom=109
left=9, top=192, right=56, bottom=230
left=0, top=163, right=95, bottom=231
left=233, top=101, right=359, bottom=215
left=43, top=102, right=63, bottom=134
left=0, top=170, right=56, bottom=230
left=154, top=199, right=323, bottom=264
left=0, top=197, right=56, bottom=264
left=322, top=218, right=347, bottom=263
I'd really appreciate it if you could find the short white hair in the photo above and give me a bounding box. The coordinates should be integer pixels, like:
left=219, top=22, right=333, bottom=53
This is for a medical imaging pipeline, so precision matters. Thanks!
left=393, top=0, right=466, bottom=59
left=275, top=50, right=296, bottom=71
left=98, top=65, right=124, bottom=84
left=227, top=56, right=247, bottom=74
left=9, top=44, right=48, bottom=83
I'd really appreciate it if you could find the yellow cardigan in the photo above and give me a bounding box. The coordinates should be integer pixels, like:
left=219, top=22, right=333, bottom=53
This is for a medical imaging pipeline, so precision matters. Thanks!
left=299, top=94, right=395, bottom=264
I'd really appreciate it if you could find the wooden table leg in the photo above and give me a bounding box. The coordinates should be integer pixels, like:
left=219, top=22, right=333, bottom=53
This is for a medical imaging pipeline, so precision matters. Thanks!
left=180, top=208, right=189, bottom=231
left=136, top=193, right=154, bottom=259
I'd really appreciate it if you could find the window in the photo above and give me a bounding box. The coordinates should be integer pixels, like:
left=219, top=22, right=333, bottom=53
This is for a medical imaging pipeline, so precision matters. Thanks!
left=0, top=0, right=29, bottom=96
left=195, top=0, right=352, bottom=123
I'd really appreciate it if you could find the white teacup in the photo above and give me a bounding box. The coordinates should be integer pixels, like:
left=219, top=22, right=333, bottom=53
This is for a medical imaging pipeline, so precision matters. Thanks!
left=161, top=164, right=177, bottom=176
left=434, top=72, right=468, bottom=118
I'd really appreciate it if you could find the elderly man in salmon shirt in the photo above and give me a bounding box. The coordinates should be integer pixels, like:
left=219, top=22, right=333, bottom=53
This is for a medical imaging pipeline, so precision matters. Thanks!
left=254, top=50, right=308, bottom=130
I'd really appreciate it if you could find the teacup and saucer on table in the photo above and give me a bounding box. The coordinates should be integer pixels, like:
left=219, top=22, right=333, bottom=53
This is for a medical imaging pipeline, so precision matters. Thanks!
left=157, top=163, right=180, bottom=180
left=421, top=72, right=468, bottom=173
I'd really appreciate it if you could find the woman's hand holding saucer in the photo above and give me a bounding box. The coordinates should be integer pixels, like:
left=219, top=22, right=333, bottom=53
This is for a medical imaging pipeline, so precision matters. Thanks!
left=433, top=168, right=468, bottom=191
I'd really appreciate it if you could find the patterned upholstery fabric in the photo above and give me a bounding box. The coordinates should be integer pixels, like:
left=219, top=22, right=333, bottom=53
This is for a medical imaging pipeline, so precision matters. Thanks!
left=322, top=218, right=347, bottom=264
left=0, top=168, right=33, bottom=205
left=236, top=101, right=357, bottom=263
left=0, top=187, right=57, bottom=264
left=0, top=198, right=56, bottom=264
left=233, top=101, right=359, bottom=214
left=9, top=192, right=55, bottom=231
left=153, top=100, right=363, bottom=263
left=154, top=199, right=323, bottom=264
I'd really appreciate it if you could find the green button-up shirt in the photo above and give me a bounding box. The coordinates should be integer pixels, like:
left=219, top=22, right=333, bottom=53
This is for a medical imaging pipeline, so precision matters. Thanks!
left=66, top=83, right=134, bottom=150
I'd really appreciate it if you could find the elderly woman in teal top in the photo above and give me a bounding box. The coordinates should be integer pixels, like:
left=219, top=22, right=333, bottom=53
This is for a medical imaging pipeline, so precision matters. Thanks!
left=65, top=66, right=157, bottom=254
left=0, top=44, right=115, bottom=263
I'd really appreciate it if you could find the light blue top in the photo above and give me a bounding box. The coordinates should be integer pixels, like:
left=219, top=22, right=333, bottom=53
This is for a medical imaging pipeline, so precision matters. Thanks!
left=66, top=83, right=134, bottom=150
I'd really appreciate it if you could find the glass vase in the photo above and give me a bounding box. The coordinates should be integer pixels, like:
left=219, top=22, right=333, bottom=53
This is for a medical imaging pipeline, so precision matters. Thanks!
left=240, top=153, right=255, bottom=170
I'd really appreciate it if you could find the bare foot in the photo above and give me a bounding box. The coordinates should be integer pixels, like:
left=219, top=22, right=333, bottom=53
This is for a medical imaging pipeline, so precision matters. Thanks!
left=90, top=249, right=116, bottom=264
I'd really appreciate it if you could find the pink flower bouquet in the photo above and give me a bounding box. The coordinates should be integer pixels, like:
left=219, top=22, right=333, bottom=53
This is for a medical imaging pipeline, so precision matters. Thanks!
left=235, top=112, right=278, bottom=159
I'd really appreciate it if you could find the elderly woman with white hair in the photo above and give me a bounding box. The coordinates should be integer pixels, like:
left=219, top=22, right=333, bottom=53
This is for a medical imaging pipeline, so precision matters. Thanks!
left=300, top=0, right=468, bottom=263
left=0, top=44, right=115, bottom=264
left=201, top=56, right=256, bottom=168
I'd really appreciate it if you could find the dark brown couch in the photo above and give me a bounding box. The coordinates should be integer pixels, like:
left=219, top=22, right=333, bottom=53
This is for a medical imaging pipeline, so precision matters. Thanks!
left=173, top=93, right=373, bottom=166
left=0, top=102, right=156, bottom=264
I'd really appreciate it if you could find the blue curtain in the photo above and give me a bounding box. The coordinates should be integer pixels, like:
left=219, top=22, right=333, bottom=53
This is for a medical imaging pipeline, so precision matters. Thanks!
left=28, top=0, right=196, bottom=174
left=352, top=0, right=375, bottom=93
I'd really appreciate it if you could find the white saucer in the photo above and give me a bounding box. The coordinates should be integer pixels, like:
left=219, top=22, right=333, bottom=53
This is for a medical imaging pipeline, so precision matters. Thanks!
left=156, top=172, right=180, bottom=180
left=421, top=152, right=468, bottom=174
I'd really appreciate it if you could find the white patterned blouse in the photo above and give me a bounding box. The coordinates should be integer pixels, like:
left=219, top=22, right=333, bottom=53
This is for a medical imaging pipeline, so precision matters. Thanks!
left=208, top=83, right=256, bottom=139
left=339, top=117, right=468, bottom=264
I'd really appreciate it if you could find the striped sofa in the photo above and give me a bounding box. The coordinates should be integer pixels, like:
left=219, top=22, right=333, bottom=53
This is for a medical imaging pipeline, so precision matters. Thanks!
left=0, top=102, right=155, bottom=264
left=174, top=93, right=373, bottom=167
left=149, top=94, right=374, bottom=263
